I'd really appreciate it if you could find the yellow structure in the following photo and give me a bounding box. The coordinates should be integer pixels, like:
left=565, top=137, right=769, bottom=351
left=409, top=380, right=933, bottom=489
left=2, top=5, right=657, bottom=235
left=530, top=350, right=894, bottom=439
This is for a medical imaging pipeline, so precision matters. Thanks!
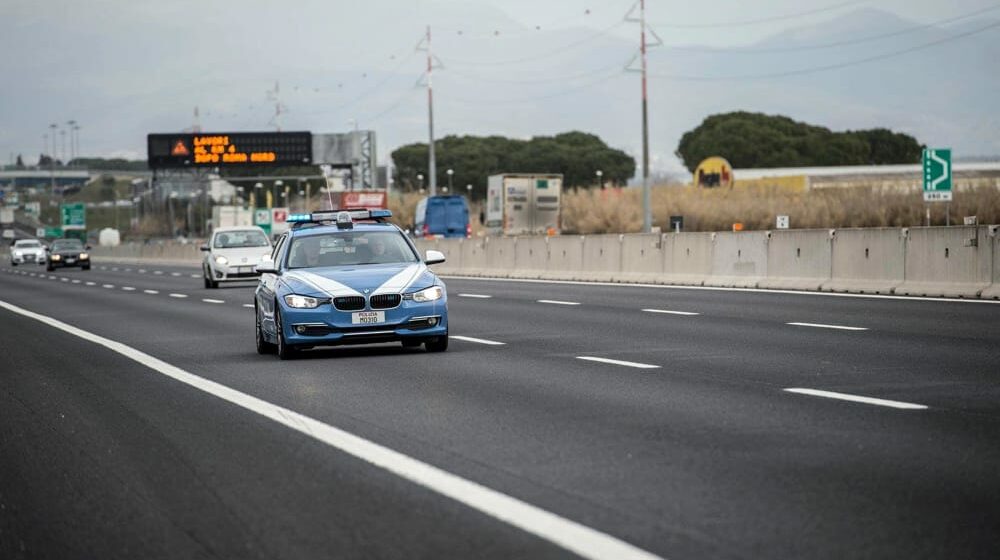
left=693, top=157, right=734, bottom=188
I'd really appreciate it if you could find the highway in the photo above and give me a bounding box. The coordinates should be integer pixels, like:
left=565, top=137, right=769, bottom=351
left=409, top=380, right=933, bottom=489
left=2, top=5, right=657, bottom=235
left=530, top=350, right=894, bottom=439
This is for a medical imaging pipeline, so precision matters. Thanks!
left=2, top=260, right=999, bottom=559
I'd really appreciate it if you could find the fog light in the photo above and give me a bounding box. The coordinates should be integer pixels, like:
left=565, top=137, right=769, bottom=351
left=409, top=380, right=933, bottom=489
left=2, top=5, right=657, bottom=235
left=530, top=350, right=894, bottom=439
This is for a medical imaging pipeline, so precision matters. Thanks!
left=428, top=317, right=437, bottom=326
left=296, top=325, right=306, bottom=334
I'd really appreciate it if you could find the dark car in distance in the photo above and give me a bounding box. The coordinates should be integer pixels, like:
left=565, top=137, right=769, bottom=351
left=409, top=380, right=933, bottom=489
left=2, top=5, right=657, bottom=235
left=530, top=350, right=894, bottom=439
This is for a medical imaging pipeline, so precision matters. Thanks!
left=46, top=238, right=91, bottom=271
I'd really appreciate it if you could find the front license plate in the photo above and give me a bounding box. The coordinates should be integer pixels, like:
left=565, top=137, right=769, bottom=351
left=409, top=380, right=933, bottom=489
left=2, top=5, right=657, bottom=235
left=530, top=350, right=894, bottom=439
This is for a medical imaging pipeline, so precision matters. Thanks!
left=66, top=258, right=75, bottom=264
left=238, top=266, right=252, bottom=273
left=351, top=311, right=385, bottom=324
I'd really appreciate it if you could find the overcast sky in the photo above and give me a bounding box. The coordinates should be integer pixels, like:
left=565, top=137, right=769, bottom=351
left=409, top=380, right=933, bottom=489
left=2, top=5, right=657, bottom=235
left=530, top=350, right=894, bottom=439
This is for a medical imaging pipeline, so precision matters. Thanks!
left=1, top=0, right=996, bottom=170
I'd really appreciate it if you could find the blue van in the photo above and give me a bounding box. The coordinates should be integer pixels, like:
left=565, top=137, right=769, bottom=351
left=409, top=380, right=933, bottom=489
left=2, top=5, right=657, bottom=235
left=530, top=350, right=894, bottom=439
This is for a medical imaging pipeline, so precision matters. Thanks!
left=414, top=195, right=470, bottom=238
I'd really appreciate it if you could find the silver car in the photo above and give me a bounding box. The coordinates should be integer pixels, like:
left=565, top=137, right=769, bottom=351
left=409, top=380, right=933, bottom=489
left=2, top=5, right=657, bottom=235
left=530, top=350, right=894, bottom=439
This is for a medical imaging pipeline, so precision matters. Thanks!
left=201, top=226, right=273, bottom=289
left=10, top=239, right=47, bottom=266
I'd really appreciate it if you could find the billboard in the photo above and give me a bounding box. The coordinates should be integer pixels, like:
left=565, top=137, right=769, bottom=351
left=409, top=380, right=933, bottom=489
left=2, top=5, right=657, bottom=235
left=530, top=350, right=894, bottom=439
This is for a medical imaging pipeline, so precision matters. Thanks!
left=148, top=132, right=312, bottom=169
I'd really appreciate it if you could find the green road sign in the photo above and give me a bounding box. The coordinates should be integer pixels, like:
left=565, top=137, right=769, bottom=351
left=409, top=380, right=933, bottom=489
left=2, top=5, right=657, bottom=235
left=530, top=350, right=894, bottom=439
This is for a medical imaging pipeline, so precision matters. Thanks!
left=60, top=202, right=87, bottom=227
left=44, top=227, right=63, bottom=238
left=254, top=207, right=272, bottom=235
left=922, top=148, right=952, bottom=202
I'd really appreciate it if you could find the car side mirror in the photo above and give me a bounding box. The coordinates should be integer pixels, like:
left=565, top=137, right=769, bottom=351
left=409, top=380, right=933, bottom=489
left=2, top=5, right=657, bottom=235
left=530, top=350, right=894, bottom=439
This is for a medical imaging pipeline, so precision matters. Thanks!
left=85, top=245, right=92, bottom=251
left=200, top=244, right=210, bottom=251
left=425, top=250, right=446, bottom=265
left=256, top=264, right=280, bottom=275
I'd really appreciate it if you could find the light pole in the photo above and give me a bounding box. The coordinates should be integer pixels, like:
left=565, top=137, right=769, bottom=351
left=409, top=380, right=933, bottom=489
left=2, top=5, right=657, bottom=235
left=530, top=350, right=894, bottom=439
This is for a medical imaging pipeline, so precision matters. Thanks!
left=596, top=169, right=603, bottom=189
left=254, top=182, right=263, bottom=209
left=446, top=168, right=454, bottom=193
left=273, top=180, right=283, bottom=209
left=417, top=173, right=424, bottom=192
left=466, top=183, right=472, bottom=199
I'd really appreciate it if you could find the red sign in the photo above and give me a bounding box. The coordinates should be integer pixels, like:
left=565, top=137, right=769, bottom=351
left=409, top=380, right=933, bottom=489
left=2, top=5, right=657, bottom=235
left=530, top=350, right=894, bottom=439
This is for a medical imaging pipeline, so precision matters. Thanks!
left=272, top=209, right=288, bottom=223
left=340, top=191, right=387, bottom=209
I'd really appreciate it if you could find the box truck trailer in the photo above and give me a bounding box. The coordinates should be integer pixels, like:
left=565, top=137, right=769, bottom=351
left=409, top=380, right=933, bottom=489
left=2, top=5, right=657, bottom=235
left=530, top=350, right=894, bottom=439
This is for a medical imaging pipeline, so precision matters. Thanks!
left=485, top=174, right=561, bottom=236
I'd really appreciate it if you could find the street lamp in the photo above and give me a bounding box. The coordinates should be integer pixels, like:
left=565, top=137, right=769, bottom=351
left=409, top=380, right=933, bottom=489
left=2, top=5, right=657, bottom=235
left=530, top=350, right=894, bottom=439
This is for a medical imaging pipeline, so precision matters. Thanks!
left=254, top=182, right=263, bottom=208
left=466, top=184, right=472, bottom=199
left=417, top=173, right=424, bottom=192
left=274, top=180, right=283, bottom=208
left=595, top=169, right=604, bottom=190
left=446, top=168, right=454, bottom=192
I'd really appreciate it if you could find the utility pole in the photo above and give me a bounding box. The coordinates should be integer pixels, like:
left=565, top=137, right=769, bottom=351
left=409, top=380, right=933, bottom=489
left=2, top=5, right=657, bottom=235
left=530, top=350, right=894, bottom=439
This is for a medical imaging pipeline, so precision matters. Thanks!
left=66, top=120, right=76, bottom=163
left=626, top=0, right=660, bottom=233
left=416, top=26, right=441, bottom=195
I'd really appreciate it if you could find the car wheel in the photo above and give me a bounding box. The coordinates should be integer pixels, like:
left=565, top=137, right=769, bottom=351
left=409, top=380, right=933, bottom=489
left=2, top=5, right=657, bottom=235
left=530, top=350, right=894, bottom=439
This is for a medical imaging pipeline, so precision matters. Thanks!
left=82, top=264, right=90, bottom=271
left=204, top=266, right=218, bottom=289
left=46, top=264, right=54, bottom=272
left=255, top=304, right=276, bottom=355
left=425, top=332, right=449, bottom=353
left=274, top=305, right=297, bottom=360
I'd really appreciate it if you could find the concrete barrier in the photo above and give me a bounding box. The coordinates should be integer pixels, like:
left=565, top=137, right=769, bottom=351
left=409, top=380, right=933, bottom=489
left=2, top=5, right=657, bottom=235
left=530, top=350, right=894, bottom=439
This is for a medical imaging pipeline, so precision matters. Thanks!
left=981, top=226, right=1000, bottom=299
left=459, top=237, right=490, bottom=276
left=578, top=235, right=622, bottom=282
left=704, top=231, right=769, bottom=288
left=824, top=228, right=906, bottom=294
left=616, top=234, right=664, bottom=284
left=543, top=236, right=585, bottom=280
left=415, top=238, right=463, bottom=274
left=513, top=237, right=549, bottom=279
left=663, top=232, right=713, bottom=285
left=759, top=229, right=833, bottom=291
left=483, top=237, right=517, bottom=277
left=896, top=226, right=992, bottom=298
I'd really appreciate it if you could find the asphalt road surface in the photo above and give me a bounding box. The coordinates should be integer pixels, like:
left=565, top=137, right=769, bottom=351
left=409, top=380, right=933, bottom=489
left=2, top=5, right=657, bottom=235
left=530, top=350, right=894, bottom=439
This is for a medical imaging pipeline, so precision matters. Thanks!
left=2, top=260, right=999, bottom=559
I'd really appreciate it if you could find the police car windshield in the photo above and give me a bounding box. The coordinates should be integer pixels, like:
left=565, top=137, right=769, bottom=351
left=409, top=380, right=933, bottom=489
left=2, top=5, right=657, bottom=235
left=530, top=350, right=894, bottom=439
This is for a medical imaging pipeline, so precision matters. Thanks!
left=214, top=230, right=269, bottom=249
left=287, top=231, right=418, bottom=269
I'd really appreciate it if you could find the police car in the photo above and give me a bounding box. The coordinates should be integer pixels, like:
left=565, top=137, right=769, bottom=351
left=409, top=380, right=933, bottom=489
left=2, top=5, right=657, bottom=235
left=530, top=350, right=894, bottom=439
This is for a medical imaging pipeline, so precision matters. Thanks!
left=254, top=209, right=449, bottom=359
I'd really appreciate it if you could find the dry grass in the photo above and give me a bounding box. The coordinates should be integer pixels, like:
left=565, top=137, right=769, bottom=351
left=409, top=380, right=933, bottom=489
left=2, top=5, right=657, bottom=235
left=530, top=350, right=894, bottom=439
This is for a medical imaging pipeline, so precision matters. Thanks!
left=561, top=184, right=1000, bottom=233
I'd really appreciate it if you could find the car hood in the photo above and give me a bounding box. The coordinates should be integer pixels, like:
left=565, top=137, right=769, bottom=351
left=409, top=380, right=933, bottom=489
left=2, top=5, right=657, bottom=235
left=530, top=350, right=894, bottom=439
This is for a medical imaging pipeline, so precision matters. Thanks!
left=211, top=247, right=271, bottom=264
left=14, top=247, right=45, bottom=254
left=281, top=262, right=436, bottom=298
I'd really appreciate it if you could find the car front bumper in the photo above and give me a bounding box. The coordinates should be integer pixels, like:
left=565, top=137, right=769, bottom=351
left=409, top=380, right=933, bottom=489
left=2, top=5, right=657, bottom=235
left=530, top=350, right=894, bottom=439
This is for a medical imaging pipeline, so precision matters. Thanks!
left=209, top=262, right=263, bottom=282
left=279, top=298, right=448, bottom=346
left=11, top=254, right=45, bottom=264
left=48, top=257, right=88, bottom=268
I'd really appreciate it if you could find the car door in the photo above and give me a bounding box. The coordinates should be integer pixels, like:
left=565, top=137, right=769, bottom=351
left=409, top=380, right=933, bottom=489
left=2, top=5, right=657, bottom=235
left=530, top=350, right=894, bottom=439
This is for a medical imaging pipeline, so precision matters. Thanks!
left=257, top=232, right=288, bottom=337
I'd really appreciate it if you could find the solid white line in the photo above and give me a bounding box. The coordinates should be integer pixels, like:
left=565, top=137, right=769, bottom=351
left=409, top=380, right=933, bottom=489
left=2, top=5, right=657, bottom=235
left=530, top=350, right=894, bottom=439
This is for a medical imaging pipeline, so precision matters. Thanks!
left=202, top=298, right=225, bottom=304
left=576, top=356, right=660, bottom=369
left=143, top=289, right=159, bottom=295
left=0, top=298, right=662, bottom=560
left=102, top=284, right=115, bottom=289
left=169, top=293, right=187, bottom=298
left=642, top=308, right=699, bottom=316
left=441, top=275, right=1000, bottom=305
left=458, top=293, right=493, bottom=299
left=784, top=388, right=927, bottom=410
left=537, top=299, right=580, bottom=306
left=452, top=335, right=506, bottom=346
left=787, top=322, right=867, bottom=331
left=122, top=287, right=136, bottom=291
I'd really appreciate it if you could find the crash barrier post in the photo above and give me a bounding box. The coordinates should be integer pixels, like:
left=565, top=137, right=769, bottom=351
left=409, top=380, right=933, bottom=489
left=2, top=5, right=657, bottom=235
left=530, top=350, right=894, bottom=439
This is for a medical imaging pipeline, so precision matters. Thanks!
left=759, top=229, right=833, bottom=291
left=896, top=226, right=993, bottom=298
left=704, top=231, right=769, bottom=288
left=824, top=228, right=906, bottom=294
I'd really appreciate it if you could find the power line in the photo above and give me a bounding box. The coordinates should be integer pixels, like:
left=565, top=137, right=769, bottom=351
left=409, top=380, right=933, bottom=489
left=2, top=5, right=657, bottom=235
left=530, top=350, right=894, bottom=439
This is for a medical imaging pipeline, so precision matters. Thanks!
left=652, top=3, right=1000, bottom=54
left=445, top=20, right=627, bottom=67
left=443, top=61, right=628, bottom=85
left=648, top=19, right=1000, bottom=81
left=446, top=69, right=625, bottom=104
left=647, top=0, right=867, bottom=28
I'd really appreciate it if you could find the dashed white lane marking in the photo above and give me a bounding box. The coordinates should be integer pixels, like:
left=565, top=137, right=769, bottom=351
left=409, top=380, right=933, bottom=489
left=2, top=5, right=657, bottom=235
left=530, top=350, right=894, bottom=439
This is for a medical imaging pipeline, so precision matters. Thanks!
left=124, top=268, right=132, bottom=272
left=452, top=335, right=506, bottom=346
left=537, top=299, right=581, bottom=306
left=111, top=267, right=119, bottom=271
left=72, top=279, right=81, bottom=284
left=0, top=299, right=662, bottom=560
left=60, top=277, right=68, bottom=282
left=171, top=272, right=182, bottom=277
left=787, top=322, right=868, bottom=331
left=642, top=308, right=699, bottom=316
left=154, top=271, right=163, bottom=275
left=99, top=266, right=106, bottom=270
left=576, top=356, right=660, bottom=369
left=458, top=293, right=493, bottom=299
left=48, top=276, right=57, bottom=280
left=242, top=304, right=255, bottom=308
left=139, top=269, right=147, bottom=273
left=202, top=298, right=225, bottom=304
left=102, top=284, right=115, bottom=289
left=85, top=281, right=96, bottom=286
left=784, top=388, right=928, bottom=410
left=168, top=293, right=188, bottom=298
left=143, top=289, right=159, bottom=295
left=190, top=274, right=200, bottom=278
left=122, top=287, right=136, bottom=291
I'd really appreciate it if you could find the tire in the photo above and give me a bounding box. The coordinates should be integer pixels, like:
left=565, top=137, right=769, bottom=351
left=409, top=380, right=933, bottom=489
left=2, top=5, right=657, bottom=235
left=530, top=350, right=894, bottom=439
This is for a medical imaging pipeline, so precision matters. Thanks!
left=425, top=332, right=449, bottom=353
left=11, top=262, right=17, bottom=267
left=274, top=305, right=297, bottom=360
left=46, top=264, right=54, bottom=272
left=255, top=304, right=276, bottom=355
left=82, top=264, right=90, bottom=271
left=204, top=266, right=218, bottom=289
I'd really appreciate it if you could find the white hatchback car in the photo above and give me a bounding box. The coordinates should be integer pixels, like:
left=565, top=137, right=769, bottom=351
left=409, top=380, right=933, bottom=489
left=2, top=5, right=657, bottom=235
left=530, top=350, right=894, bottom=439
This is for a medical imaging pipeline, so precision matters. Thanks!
left=201, top=226, right=273, bottom=289
left=10, top=239, right=47, bottom=266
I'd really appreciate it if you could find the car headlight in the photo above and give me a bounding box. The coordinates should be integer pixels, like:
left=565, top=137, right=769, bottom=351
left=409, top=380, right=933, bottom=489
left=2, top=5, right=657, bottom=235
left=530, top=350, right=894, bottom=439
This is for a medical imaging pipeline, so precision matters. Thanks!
left=51, top=254, right=62, bottom=261
left=284, top=294, right=322, bottom=309
left=13, top=251, right=21, bottom=257
left=214, top=255, right=228, bottom=265
left=411, top=286, right=443, bottom=302
left=79, top=253, right=89, bottom=259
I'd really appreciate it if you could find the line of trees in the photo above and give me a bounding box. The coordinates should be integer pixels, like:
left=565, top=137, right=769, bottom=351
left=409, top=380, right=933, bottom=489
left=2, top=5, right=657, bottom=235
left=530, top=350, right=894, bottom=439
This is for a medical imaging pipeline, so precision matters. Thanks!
left=392, top=131, right=636, bottom=199
left=676, top=111, right=923, bottom=171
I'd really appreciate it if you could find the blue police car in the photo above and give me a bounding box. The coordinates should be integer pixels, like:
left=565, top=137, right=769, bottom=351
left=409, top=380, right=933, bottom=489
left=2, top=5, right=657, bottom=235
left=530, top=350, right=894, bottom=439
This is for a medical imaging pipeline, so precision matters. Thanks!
left=254, top=209, right=449, bottom=359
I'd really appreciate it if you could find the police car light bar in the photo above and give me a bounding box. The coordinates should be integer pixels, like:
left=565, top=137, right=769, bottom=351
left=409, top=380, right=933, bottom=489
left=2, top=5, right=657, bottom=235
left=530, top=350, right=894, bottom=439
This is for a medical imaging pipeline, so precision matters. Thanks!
left=288, top=209, right=393, bottom=225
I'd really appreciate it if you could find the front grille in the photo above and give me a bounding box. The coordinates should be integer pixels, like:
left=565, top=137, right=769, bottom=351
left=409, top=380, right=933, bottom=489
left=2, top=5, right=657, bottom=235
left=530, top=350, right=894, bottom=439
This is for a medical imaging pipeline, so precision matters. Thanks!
left=334, top=296, right=365, bottom=311
left=369, top=294, right=401, bottom=309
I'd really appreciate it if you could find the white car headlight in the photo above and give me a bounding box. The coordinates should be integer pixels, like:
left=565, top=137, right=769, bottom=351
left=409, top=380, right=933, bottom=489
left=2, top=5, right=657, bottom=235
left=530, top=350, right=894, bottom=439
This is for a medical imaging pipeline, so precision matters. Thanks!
left=79, top=252, right=89, bottom=259
left=214, top=255, right=228, bottom=265
left=411, top=286, right=443, bottom=302
left=13, top=251, right=21, bottom=257
left=284, top=294, right=321, bottom=309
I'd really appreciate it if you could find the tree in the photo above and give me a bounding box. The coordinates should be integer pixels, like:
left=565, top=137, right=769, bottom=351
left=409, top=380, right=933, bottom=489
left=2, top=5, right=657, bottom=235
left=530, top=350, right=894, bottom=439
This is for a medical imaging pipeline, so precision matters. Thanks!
left=392, top=132, right=635, bottom=198
left=675, top=111, right=923, bottom=171
left=15, top=154, right=24, bottom=168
